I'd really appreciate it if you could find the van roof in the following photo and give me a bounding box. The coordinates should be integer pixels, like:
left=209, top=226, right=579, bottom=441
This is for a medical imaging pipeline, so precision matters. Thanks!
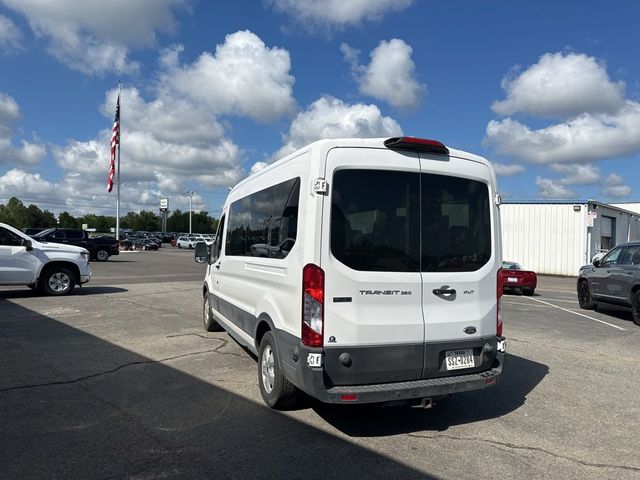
left=229, top=137, right=494, bottom=198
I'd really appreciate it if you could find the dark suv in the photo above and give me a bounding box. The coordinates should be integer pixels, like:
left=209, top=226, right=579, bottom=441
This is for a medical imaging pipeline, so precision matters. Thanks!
left=577, top=241, right=640, bottom=326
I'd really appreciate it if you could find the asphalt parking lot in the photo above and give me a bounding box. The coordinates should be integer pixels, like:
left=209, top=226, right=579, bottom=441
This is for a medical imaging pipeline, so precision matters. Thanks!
left=1, top=249, right=639, bottom=480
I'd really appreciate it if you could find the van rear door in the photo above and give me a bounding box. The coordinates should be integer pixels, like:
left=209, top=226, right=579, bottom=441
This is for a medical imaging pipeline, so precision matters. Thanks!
left=321, top=147, right=424, bottom=386
left=418, top=153, right=498, bottom=377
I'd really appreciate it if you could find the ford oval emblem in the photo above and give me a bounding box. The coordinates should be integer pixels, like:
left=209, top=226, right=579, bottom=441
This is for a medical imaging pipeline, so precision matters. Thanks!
left=463, top=326, right=477, bottom=335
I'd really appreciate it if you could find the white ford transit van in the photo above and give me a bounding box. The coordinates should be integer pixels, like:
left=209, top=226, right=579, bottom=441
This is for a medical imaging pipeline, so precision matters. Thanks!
left=196, top=137, right=506, bottom=409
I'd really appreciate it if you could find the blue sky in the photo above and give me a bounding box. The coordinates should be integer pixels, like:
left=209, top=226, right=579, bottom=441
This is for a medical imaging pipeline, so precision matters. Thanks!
left=0, top=0, right=639, bottom=217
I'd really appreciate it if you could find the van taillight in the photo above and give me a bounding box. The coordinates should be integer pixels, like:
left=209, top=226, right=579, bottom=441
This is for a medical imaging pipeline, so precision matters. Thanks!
left=497, top=268, right=504, bottom=337
left=302, top=264, right=324, bottom=347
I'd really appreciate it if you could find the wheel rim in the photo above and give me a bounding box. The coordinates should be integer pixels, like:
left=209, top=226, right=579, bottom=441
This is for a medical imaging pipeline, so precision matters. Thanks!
left=261, top=345, right=275, bottom=393
left=203, top=296, right=210, bottom=327
left=97, top=250, right=108, bottom=261
left=48, top=272, right=70, bottom=292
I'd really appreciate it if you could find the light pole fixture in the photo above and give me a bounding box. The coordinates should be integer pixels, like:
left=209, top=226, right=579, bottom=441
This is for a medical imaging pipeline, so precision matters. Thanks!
left=185, top=190, right=197, bottom=234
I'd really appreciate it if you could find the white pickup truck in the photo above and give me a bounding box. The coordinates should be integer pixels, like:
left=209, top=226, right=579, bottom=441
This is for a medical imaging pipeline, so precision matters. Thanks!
left=0, top=222, right=92, bottom=295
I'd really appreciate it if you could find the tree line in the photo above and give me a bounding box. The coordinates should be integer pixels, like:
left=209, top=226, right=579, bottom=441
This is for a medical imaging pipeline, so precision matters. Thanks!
left=0, top=197, right=219, bottom=233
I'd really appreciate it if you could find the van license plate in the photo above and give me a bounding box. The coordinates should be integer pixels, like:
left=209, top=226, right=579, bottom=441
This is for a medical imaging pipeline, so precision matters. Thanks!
left=445, top=349, right=475, bottom=370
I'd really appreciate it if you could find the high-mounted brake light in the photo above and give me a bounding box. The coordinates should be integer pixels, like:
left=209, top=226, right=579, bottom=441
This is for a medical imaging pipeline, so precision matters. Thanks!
left=302, top=264, right=324, bottom=347
left=384, top=136, right=449, bottom=155
left=497, top=268, right=505, bottom=337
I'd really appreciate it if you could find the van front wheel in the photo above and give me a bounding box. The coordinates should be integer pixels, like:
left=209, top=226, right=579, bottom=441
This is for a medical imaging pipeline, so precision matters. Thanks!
left=258, top=331, right=298, bottom=409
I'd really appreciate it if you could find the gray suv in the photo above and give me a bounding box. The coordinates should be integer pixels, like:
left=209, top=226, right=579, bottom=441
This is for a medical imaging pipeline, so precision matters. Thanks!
left=577, top=241, right=640, bottom=326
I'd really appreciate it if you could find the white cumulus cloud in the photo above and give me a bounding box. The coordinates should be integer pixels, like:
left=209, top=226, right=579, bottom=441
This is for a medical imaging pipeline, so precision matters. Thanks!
left=54, top=87, right=244, bottom=191
left=267, top=0, right=414, bottom=28
left=0, top=92, right=46, bottom=166
left=0, top=13, right=23, bottom=53
left=343, top=39, right=425, bottom=109
left=484, top=101, right=640, bottom=164
left=492, top=163, right=525, bottom=176
left=269, top=96, right=402, bottom=162
left=0, top=0, right=188, bottom=75
left=492, top=52, right=625, bottom=118
left=160, top=31, right=297, bottom=123
left=535, top=177, right=575, bottom=199
left=551, top=163, right=601, bottom=185
left=602, top=173, right=631, bottom=198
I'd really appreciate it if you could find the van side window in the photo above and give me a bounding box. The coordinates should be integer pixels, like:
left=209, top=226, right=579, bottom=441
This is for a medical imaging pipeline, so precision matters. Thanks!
left=226, top=177, right=300, bottom=259
left=212, top=215, right=225, bottom=262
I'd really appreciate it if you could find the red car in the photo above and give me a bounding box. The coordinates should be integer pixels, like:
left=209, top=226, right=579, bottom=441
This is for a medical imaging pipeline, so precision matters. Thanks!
left=501, top=261, right=537, bottom=296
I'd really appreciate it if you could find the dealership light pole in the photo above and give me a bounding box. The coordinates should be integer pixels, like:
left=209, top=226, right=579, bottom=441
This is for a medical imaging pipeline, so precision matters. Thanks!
left=185, top=190, right=196, bottom=234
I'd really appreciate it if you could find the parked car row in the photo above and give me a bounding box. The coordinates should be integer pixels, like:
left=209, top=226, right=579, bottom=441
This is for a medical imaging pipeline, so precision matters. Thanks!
left=174, top=234, right=215, bottom=249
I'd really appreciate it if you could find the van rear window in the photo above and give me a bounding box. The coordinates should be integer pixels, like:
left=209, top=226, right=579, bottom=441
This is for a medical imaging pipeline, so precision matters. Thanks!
left=331, top=170, right=491, bottom=272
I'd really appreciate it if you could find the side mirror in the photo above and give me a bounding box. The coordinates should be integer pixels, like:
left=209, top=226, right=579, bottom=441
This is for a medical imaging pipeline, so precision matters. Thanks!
left=194, top=241, right=208, bottom=264
left=23, top=239, right=33, bottom=251
left=592, top=258, right=601, bottom=267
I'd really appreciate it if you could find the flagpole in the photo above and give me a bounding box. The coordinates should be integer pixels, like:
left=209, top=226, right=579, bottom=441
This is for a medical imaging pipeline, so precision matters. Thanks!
left=116, top=81, right=121, bottom=241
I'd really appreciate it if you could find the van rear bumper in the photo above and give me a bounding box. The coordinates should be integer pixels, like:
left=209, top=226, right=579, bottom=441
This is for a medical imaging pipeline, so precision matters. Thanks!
left=280, top=335, right=505, bottom=404
left=325, top=357, right=503, bottom=404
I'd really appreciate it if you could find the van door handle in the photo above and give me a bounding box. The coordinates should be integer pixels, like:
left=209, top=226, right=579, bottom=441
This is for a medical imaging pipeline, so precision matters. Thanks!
left=433, top=288, right=456, bottom=296
left=215, top=263, right=221, bottom=270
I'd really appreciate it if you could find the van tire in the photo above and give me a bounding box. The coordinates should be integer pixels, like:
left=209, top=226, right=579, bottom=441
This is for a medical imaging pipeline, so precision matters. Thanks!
left=40, top=267, right=76, bottom=296
left=258, top=332, right=298, bottom=409
left=203, top=293, right=223, bottom=332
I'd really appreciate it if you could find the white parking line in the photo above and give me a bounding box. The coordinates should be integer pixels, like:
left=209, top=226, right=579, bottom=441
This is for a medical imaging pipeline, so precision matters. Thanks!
left=503, top=300, right=550, bottom=308
left=535, top=287, right=577, bottom=294
left=539, top=298, right=578, bottom=304
left=521, top=297, right=626, bottom=331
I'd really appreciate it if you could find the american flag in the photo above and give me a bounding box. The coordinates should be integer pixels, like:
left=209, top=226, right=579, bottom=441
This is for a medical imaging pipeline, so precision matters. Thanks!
left=107, top=94, right=120, bottom=193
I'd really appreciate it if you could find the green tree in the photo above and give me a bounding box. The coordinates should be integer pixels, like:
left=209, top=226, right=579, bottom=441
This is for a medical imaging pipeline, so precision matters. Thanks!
left=120, top=210, right=160, bottom=231
left=0, top=197, right=27, bottom=227
left=167, top=209, right=187, bottom=232
left=78, top=214, right=115, bottom=232
left=0, top=197, right=56, bottom=229
left=58, top=211, right=78, bottom=228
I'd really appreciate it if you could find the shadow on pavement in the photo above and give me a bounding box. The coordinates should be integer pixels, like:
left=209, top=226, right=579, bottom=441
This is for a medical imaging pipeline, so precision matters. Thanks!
left=0, top=302, right=434, bottom=479
left=592, top=304, right=636, bottom=325
left=0, top=286, right=127, bottom=299
left=314, top=354, right=548, bottom=437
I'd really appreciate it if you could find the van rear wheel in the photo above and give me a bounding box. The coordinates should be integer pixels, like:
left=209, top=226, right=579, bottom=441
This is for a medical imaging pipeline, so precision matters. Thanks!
left=258, top=331, right=298, bottom=409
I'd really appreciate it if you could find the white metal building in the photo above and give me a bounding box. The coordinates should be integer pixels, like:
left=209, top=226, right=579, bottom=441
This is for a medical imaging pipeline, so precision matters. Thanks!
left=501, top=201, right=640, bottom=276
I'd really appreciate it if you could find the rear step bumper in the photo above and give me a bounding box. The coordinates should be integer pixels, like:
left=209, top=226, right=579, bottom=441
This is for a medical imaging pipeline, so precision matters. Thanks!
left=326, top=361, right=503, bottom=404
left=287, top=343, right=505, bottom=405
